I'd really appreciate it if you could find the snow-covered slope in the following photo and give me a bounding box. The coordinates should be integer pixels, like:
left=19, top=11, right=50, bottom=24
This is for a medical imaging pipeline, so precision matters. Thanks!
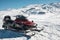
left=0, top=2, right=60, bottom=40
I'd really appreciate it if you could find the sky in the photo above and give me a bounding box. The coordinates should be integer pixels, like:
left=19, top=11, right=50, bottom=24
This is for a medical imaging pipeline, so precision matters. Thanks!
left=0, top=0, right=60, bottom=10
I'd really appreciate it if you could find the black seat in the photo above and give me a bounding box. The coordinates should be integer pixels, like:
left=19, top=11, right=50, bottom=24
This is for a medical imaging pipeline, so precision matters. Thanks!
left=3, top=15, right=14, bottom=24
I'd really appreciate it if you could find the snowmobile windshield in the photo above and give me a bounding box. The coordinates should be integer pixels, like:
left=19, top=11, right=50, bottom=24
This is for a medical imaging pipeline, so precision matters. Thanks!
left=16, top=15, right=27, bottom=21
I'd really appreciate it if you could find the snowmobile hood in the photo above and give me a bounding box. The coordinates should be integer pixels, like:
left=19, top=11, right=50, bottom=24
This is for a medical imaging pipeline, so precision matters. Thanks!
left=23, top=21, right=35, bottom=26
left=15, top=19, right=36, bottom=26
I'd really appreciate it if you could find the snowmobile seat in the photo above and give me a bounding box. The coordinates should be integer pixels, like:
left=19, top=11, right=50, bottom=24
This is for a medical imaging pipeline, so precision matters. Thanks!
left=3, top=15, right=11, bottom=21
left=3, top=15, right=14, bottom=24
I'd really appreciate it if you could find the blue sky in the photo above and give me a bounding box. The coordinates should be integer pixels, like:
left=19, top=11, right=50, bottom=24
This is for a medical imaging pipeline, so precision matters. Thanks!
left=0, top=0, right=60, bottom=10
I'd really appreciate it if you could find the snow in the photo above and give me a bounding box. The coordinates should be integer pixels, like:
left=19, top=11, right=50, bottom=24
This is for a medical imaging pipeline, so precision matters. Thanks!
left=0, top=3, right=60, bottom=40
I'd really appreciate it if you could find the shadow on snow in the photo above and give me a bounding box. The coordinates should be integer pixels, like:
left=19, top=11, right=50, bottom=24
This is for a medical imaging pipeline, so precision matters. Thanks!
left=0, top=29, right=31, bottom=39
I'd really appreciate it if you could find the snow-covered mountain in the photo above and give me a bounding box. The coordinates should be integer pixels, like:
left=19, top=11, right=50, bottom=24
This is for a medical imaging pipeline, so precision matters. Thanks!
left=0, top=2, right=60, bottom=40
left=19, top=2, right=60, bottom=14
left=0, top=2, right=60, bottom=16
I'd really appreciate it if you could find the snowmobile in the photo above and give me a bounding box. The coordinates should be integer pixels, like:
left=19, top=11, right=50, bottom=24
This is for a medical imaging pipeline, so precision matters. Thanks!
left=2, top=15, right=43, bottom=36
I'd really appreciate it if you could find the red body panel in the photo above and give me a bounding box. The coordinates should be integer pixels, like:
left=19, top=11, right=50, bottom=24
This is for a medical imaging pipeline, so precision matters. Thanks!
left=15, top=19, right=35, bottom=26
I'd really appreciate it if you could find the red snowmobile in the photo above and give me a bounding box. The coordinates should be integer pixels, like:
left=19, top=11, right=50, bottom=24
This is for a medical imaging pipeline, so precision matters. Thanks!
left=2, top=15, right=44, bottom=36
left=2, top=15, right=39, bottom=31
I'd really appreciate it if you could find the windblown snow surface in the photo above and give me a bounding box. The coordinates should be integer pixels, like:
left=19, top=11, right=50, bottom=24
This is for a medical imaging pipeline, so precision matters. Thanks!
left=0, top=3, right=60, bottom=40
